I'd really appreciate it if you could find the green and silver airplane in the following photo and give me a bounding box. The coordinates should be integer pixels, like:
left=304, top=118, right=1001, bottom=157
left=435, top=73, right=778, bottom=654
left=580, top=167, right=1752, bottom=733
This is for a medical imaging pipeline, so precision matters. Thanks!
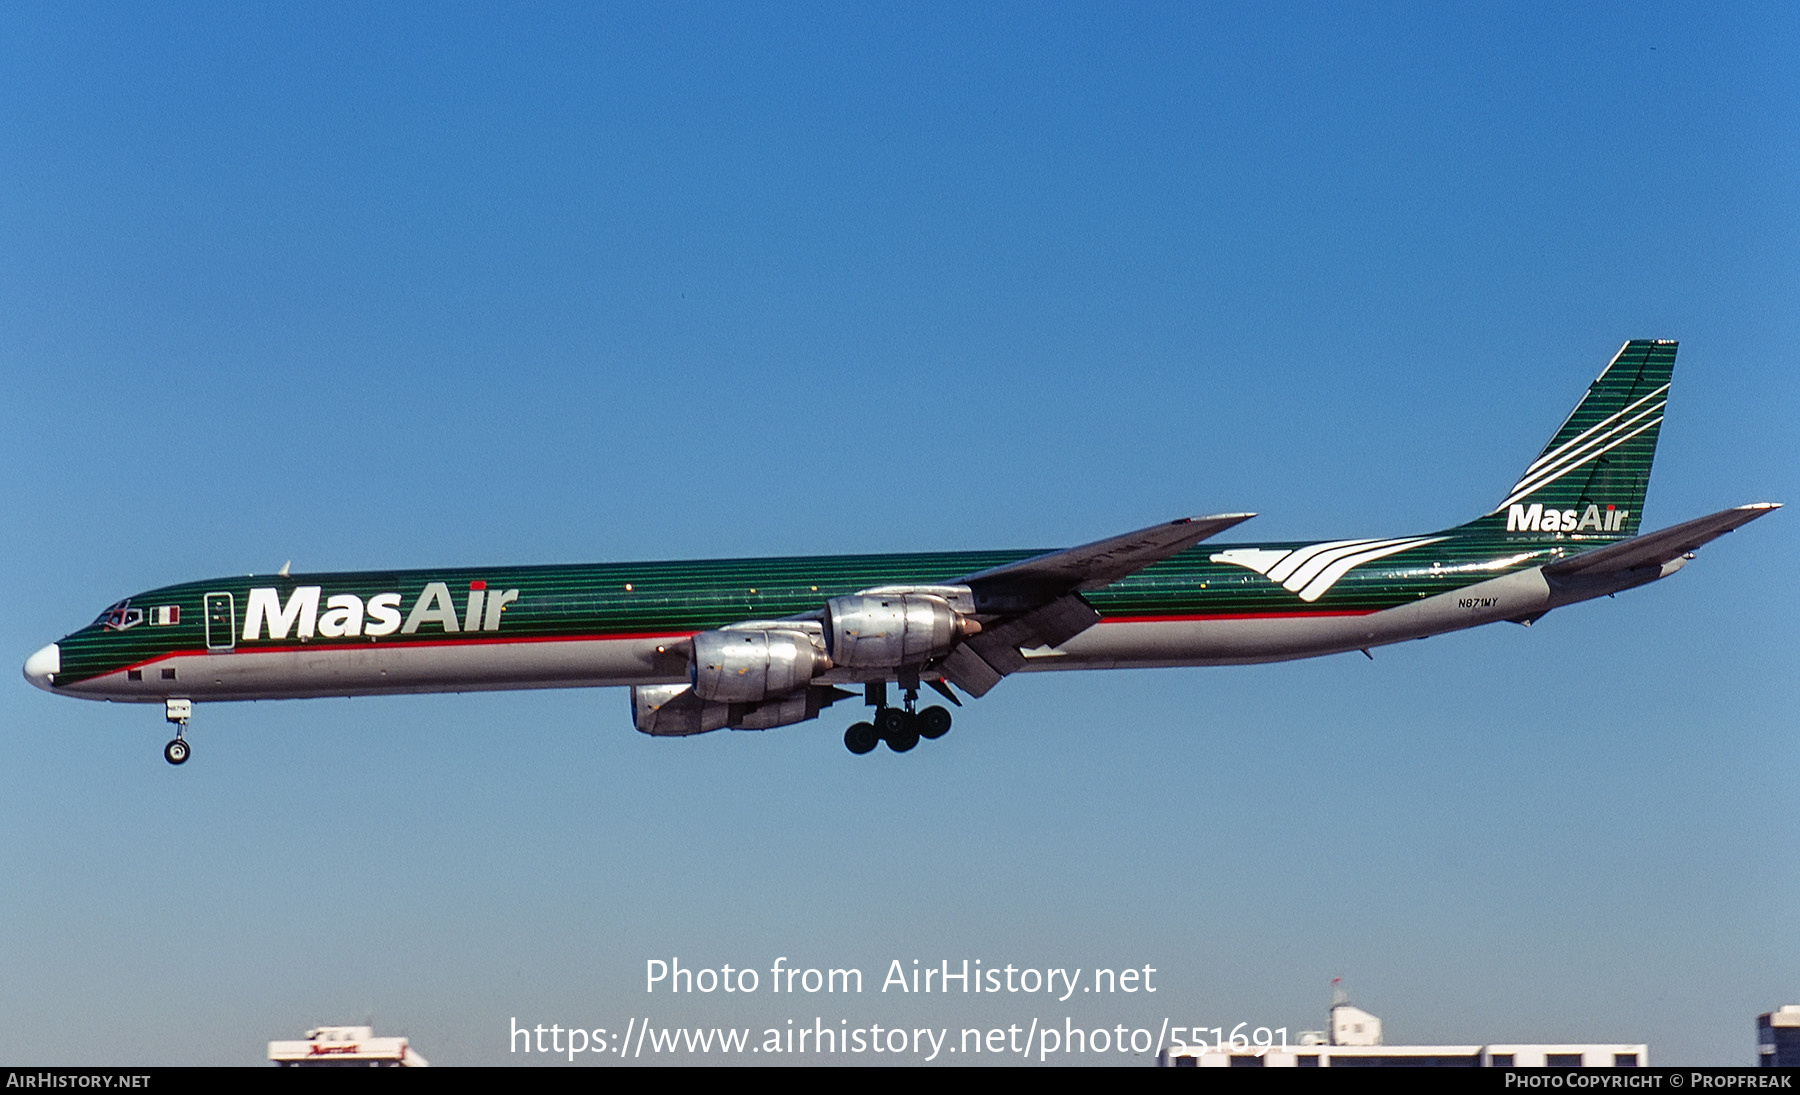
left=23, top=340, right=1779, bottom=765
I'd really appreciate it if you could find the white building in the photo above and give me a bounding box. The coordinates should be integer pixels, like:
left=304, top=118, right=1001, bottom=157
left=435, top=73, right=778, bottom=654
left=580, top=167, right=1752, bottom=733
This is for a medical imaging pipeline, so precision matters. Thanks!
left=1329, top=1003, right=1381, bottom=1046
left=1160, top=1001, right=1644, bottom=1067
left=269, top=1025, right=429, bottom=1067
left=1759, top=1005, right=1800, bottom=1067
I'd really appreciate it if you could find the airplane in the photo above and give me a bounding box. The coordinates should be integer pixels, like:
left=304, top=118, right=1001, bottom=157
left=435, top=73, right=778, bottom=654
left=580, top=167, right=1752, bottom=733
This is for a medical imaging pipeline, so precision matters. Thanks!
left=21, top=339, right=1779, bottom=765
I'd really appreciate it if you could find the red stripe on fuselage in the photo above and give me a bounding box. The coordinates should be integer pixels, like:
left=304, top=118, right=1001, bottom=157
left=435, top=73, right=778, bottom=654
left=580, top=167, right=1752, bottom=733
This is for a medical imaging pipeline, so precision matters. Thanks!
left=80, top=609, right=1380, bottom=680
left=90, top=629, right=706, bottom=677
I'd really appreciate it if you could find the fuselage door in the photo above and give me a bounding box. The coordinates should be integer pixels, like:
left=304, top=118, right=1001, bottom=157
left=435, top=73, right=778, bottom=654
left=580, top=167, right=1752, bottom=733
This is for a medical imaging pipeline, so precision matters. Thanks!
left=204, top=593, right=236, bottom=651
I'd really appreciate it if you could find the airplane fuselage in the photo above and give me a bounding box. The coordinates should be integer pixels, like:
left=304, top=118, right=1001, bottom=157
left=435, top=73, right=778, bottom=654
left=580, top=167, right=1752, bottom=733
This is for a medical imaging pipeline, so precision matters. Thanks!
left=33, top=529, right=1631, bottom=705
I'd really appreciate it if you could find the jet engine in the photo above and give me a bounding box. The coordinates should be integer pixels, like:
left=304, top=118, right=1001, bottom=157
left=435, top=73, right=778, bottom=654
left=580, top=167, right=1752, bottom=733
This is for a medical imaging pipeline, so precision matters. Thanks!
left=631, top=682, right=845, bottom=736
left=632, top=683, right=729, bottom=736
left=823, top=594, right=976, bottom=668
left=690, top=628, right=828, bottom=703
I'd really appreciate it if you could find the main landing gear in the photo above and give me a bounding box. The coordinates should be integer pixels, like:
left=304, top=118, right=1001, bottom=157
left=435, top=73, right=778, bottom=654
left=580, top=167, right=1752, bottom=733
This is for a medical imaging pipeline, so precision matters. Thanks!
left=843, top=680, right=953, bottom=755
left=163, top=698, right=192, bottom=766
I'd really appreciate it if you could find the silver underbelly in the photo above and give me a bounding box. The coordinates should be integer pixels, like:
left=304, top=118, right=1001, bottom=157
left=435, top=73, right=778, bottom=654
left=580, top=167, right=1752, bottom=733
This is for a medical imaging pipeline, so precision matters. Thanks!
left=1019, top=567, right=1553, bottom=671
left=60, top=636, right=690, bottom=703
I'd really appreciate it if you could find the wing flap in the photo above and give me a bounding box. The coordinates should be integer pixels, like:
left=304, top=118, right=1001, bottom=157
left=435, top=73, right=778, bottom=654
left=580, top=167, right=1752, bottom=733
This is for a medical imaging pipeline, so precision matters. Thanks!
left=964, top=594, right=1102, bottom=674
left=938, top=644, right=1005, bottom=698
left=1543, top=502, right=1780, bottom=578
left=932, top=514, right=1252, bottom=699
left=935, top=593, right=1107, bottom=697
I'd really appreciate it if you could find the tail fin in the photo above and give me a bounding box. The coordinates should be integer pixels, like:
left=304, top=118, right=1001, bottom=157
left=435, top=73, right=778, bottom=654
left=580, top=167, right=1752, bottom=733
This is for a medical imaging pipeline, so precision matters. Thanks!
left=1460, top=339, right=1675, bottom=539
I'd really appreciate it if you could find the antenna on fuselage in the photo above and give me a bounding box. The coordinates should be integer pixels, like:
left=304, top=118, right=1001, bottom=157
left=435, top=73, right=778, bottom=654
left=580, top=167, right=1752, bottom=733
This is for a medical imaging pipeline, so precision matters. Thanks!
left=278, top=560, right=291, bottom=577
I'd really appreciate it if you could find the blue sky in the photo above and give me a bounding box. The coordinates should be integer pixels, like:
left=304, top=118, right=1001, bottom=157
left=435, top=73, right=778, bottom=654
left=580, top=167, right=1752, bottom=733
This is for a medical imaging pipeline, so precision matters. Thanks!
left=2, top=1, right=1794, bottom=1065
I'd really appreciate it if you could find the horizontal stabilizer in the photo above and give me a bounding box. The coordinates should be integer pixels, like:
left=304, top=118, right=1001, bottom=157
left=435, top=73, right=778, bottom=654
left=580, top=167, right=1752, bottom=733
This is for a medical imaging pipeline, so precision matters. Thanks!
left=956, top=512, right=1255, bottom=594
left=1544, top=503, right=1780, bottom=578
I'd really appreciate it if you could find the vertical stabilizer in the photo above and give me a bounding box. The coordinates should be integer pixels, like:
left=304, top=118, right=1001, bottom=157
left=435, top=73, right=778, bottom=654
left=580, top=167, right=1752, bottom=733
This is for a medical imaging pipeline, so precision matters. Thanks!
left=1462, top=340, right=1674, bottom=539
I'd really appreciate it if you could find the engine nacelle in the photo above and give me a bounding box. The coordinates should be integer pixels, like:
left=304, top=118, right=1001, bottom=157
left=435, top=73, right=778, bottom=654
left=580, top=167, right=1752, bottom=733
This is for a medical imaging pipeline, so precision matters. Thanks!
left=824, top=594, right=971, bottom=668
left=730, top=687, right=836, bottom=730
left=631, top=683, right=843, bottom=736
left=632, top=683, right=730, bottom=737
left=691, top=628, right=827, bottom=703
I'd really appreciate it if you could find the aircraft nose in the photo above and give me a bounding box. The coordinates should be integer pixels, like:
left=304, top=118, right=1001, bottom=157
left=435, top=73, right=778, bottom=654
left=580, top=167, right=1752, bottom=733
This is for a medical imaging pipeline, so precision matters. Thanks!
left=23, top=643, right=60, bottom=691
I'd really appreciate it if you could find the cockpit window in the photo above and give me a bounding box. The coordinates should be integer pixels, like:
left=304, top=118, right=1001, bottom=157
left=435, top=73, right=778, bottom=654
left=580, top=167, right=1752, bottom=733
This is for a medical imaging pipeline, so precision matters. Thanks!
left=95, top=600, right=144, bottom=630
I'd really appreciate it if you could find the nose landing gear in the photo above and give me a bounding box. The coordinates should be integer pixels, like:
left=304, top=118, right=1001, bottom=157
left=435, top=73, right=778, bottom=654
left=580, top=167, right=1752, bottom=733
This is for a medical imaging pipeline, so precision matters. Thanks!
left=163, top=698, right=192, bottom=766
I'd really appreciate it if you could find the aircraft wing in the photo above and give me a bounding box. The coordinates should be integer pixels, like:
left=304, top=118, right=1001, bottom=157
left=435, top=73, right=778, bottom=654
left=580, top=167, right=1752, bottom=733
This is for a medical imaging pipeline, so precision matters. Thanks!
left=954, top=513, right=1257, bottom=594
left=1544, top=502, right=1780, bottom=578
left=936, top=512, right=1255, bottom=697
